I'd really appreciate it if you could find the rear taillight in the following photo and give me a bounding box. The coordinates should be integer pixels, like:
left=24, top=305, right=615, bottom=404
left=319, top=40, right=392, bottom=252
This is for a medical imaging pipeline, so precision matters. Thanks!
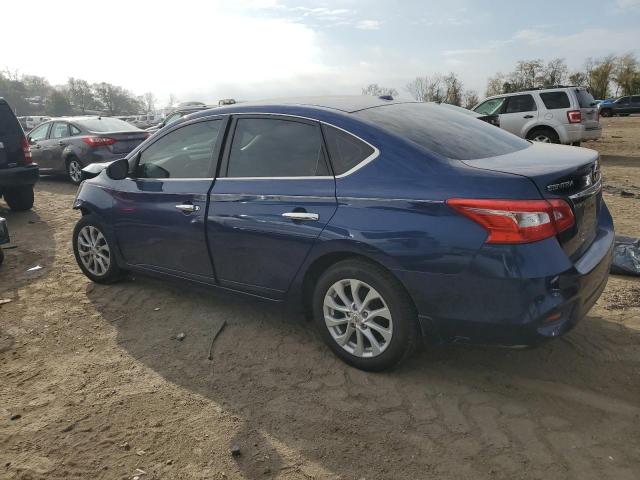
left=447, top=198, right=575, bottom=244
left=82, top=136, right=116, bottom=147
left=567, top=110, right=582, bottom=123
left=21, top=136, right=33, bottom=164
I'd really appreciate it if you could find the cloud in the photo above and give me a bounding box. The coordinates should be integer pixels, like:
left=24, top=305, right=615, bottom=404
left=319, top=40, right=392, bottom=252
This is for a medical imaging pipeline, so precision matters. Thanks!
left=615, top=0, right=640, bottom=10
left=355, top=20, right=382, bottom=30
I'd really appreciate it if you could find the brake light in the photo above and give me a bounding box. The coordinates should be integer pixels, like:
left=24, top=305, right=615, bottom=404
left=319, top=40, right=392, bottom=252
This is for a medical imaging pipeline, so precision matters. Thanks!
left=21, top=136, right=33, bottom=164
left=567, top=110, right=582, bottom=123
left=447, top=198, right=575, bottom=244
left=82, top=136, right=116, bottom=147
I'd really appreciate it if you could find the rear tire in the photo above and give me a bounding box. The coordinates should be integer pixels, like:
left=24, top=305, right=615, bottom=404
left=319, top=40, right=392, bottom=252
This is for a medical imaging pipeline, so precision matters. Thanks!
left=3, top=186, right=34, bottom=211
left=526, top=127, right=559, bottom=144
left=72, top=214, right=125, bottom=284
left=66, top=157, right=83, bottom=185
left=571, top=141, right=581, bottom=147
left=0, top=248, right=4, bottom=266
left=312, top=259, right=419, bottom=371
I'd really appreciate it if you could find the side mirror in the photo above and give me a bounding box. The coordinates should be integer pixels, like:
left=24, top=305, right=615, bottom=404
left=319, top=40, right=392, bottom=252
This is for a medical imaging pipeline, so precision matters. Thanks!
left=106, top=158, right=129, bottom=180
left=28, top=136, right=36, bottom=145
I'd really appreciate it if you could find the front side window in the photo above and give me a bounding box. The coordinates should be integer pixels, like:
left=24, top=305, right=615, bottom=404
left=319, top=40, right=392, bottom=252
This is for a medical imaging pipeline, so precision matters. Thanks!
left=504, top=95, right=537, bottom=113
left=29, top=123, right=49, bottom=141
left=617, top=96, right=630, bottom=105
left=540, top=92, right=570, bottom=110
left=474, top=98, right=505, bottom=115
left=225, top=118, right=329, bottom=177
left=136, top=120, right=221, bottom=179
left=50, top=122, right=70, bottom=139
left=322, top=124, right=374, bottom=175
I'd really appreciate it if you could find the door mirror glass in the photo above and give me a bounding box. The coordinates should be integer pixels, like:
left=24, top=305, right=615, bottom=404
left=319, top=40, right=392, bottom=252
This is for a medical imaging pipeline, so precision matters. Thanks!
left=106, top=158, right=129, bottom=180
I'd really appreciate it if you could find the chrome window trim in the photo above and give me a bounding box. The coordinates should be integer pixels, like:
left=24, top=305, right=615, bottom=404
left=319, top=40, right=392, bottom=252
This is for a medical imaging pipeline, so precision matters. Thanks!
left=218, top=112, right=380, bottom=180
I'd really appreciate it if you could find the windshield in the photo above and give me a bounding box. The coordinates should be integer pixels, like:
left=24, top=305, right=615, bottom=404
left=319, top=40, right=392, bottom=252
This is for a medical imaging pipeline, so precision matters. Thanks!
left=77, top=117, right=141, bottom=132
left=355, top=102, right=529, bottom=160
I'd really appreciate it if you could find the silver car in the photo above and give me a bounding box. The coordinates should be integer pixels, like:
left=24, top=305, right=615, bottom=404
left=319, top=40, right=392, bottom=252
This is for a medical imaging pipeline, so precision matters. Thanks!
left=473, top=87, right=602, bottom=146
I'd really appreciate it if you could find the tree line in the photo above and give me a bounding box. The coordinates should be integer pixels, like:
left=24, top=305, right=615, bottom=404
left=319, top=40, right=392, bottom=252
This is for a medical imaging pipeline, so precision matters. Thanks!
left=364, top=52, right=640, bottom=108
left=0, top=69, right=156, bottom=117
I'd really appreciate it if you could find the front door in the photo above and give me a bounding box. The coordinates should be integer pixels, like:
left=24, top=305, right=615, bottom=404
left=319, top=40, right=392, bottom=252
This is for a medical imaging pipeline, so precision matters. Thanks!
left=26, top=122, right=51, bottom=167
left=208, top=115, right=337, bottom=299
left=499, top=94, right=538, bottom=137
left=45, top=121, right=70, bottom=171
left=112, top=117, right=226, bottom=281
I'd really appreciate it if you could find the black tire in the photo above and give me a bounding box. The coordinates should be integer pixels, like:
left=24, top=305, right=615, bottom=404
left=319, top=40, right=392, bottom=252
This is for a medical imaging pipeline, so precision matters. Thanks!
left=66, top=156, right=83, bottom=185
left=0, top=248, right=4, bottom=266
left=3, top=186, right=34, bottom=211
left=72, top=214, right=125, bottom=284
left=600, top=109, right=612, bottom=118
left=571, top=141, right=581, bottom=147
left=526, top=127, right=560, bottom=144
left=312, top=259, right=419, bottom=371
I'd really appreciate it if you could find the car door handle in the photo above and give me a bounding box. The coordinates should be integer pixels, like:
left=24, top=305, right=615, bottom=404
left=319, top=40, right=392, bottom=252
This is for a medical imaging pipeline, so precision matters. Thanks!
left=175, top=204, right=200, bottom=213
left=282, top=212, right=319, bottom=221
left=523, top=115, right=534, bottom=119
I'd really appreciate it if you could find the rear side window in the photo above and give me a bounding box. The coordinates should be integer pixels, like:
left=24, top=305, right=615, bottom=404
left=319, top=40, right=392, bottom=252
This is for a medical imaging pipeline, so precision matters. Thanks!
left=50, top=122, right=70, bottom=139
left=355, top=103, right=529, bottom=160
left=540, top=92, right=571, bottom=109
left=575, top=89, right=596, bottom=108
left=504, top=95, right=536, bottom=113
left=225, top=118, right=329, bottom=177
left=136, top=120, right=221, bottom=179
left=322, top=125, right=374, bottom=175
left=70, top=125, right=82, bottom=135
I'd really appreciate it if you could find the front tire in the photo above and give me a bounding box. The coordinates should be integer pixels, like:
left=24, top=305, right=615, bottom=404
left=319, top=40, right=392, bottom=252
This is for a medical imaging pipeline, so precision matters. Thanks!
left=72, top=215, right=124, bottom=284
left=66, top=157, right=83, bottom=185
left=600, top=109, right=612, bottom=118
left=3, top=186, right=34, bottom=211
left=312, top=259, right=419, bottom=371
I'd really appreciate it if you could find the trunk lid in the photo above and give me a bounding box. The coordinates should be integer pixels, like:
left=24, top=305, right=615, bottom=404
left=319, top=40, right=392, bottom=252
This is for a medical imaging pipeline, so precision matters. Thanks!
left=462, top=142, right=602, bottom=259
left=575, top=88, right=600, bottom=131
left=0, top=100, right=25, bottom=169
left=94, top=131, right=149, bottom=155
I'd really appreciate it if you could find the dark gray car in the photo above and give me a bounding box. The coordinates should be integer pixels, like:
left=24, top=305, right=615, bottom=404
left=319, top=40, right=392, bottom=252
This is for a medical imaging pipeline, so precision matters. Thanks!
left=28, top=117, right=149, bottom=183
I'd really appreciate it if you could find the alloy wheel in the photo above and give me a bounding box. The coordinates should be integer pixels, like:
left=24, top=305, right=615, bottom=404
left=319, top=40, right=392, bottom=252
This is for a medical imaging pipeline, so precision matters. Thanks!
left=77, top=225, right=111, bottom=276
left=68, top=160, right=82, bottom=183
left=531, top=134, right=551, bottom=143
left=323, top=278, right=393, bottom=358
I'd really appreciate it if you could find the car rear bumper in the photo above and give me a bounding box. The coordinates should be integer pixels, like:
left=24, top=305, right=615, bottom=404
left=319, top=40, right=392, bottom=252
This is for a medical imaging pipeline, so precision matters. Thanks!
left=581, top=125, right=602, bottom=141
left=559, top=124, right=602, bottom=143
left=394, top=202, right=614, bottom=346
left=0, top=165, right=39, bottom=188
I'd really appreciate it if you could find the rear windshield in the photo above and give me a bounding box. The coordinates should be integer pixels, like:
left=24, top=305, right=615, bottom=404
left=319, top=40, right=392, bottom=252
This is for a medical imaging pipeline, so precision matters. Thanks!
left=354, top=103, right=529, bottom=160
left=575, top=89, right=596, bottom=108
left=0, top=103, right=22, bottom=138
left=77, top=117, right=140, bottom=132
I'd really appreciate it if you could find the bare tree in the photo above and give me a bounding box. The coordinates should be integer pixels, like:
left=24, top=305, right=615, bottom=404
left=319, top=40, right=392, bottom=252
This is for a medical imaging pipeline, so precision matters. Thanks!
left=568, top=71, right=588, bottom=87
left=443, top=72, right=463, bottom=106
left=143, top=92, right=156, bottom=112
left=361, top=83, right=398, bottom=97
left=166, top=93, right=178, bottom=108
left=485, top=73, right=505, bottom=97
left=585, top=55, right=617, bottom=99
left=463, top=90, right=480, bottom=109
left=67, top=78, right=95, bottom=113
left=406, top=75, right=445, bottom=102
left=613, top=53, right=640, bottom=96
left=542, top=58, right=568, bottom=87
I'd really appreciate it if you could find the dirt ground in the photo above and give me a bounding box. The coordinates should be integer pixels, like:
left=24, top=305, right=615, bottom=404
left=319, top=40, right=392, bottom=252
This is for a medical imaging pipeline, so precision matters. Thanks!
left=1, top=118, right=639, bottom=480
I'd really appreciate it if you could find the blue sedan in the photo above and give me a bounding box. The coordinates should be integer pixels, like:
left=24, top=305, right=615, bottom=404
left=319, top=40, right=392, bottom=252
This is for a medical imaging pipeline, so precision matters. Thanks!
left=72, top=96, right=614, bottom=371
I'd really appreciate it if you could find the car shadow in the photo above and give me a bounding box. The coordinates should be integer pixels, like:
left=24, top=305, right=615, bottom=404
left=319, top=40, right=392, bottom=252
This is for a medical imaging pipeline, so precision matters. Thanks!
left=86, top=273, right=640, bottom=478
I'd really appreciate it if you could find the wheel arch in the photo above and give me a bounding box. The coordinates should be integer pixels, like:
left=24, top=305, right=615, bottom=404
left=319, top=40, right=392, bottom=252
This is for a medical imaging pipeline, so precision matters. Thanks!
left=525, top=124, right=559, bottom=139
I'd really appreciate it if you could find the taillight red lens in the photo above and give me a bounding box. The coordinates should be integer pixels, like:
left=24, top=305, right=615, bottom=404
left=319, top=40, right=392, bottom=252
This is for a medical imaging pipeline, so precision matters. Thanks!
left=567, top=110, right=582, bottom=123
left=447, top=198, right=575, bottom=244
left=21, top=136, right=33, bottom=164
left=82, top=136, right=116, bottom=147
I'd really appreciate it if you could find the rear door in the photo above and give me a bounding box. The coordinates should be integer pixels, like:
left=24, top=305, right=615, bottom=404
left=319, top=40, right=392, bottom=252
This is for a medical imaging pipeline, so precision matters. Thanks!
left=112, top=117, right=226, bottom=280
left=46, top=121, right=71, bottom=171
left=631, top=95, right=640, bottom=113
left=498, top=94, right=538, bottom=137
left=615, top=96, right=632, bottom=114
left=208, top=115, right=337, bottom=299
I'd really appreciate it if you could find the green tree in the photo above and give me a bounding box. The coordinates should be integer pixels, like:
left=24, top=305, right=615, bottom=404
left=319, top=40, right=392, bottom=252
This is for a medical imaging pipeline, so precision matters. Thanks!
left=613, top=53, right=640, bottom=96
left=585, top=55, right=617, bottom=99
left=45, top=90, right=72, bottom=116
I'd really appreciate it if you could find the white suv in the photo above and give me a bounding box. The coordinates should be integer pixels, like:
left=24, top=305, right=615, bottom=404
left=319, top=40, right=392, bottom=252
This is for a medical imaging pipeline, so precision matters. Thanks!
left=473, top=87, right=602, bottom=146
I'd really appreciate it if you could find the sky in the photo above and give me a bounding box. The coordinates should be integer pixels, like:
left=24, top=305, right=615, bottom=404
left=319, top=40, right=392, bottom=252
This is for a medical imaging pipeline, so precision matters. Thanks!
left=1, top=0, right=639, bottom=105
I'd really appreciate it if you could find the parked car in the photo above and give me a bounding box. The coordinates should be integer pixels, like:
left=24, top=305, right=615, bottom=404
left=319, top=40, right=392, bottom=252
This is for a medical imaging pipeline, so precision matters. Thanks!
left=72, top=96, right=613, bottom=371
left=0, top=217, right=9, bottom=265
left=473, top=86, right=601, bottom=146
left=146, top=105, right=212, bottom=134
left=27, top=116, right=149, bottom=184
left=0, top=98, right=39, bottom=211
left=598, top=95, right=640, bottom=117
left=436, top=102, right=500, bottom=127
